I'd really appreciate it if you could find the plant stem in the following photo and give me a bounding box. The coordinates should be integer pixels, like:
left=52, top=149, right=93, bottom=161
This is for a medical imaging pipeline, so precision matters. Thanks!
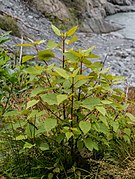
left=62, top=35, right=65, bottom=69
left=77, top=61, right=83, bottom=122
left=71, top=77, right=74, bottom=122
left=62, top=35, right=66, bottom=119
left=70, top=77, right=75, bottom=163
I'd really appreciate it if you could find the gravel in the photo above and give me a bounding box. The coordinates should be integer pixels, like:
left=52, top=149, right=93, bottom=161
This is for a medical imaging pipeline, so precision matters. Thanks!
left=0, top=0, right=135, bottom=89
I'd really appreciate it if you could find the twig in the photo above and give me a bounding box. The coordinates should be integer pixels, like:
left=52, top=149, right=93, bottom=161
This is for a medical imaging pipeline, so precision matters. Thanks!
left=19, top=35, right=23, bottom=65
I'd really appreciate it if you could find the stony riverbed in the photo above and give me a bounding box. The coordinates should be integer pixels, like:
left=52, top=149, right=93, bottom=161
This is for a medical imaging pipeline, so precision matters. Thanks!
left=0, top=0, right=135, bottom=89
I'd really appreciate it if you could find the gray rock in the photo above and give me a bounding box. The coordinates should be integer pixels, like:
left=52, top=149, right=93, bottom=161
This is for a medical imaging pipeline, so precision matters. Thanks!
left=130, top=51, right=135, bottom=57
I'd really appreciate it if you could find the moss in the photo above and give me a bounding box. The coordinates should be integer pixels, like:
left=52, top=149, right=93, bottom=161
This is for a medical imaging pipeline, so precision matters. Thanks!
left=0, top=15, right=21, bottom=37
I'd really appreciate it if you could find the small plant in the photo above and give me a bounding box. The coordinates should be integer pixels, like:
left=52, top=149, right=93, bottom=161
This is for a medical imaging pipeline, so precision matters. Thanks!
left=1, top=26, right=135, bottom=178
left=0, top=15, right=21, bottom=37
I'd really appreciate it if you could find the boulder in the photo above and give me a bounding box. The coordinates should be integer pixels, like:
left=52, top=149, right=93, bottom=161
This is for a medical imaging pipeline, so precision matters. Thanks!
left=26, top=0, right=71, bottom=20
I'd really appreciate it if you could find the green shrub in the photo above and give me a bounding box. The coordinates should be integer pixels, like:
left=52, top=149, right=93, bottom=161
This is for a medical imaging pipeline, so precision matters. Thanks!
left=1, top=26, right=135, bottom=178
left=0, top=15, right=21, bottom=37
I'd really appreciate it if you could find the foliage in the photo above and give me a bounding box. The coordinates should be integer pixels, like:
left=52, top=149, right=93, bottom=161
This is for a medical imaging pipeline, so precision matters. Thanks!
left=0, top=15, right=21, bottom=37
left=0, top=26, right=135, bottom=178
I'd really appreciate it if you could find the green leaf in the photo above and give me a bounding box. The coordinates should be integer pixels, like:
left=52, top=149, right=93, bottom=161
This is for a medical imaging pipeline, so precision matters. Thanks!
left=90, top=62, right=102, bottom=70
left=24, top=66, right=43, bottom=75
left=126, top=113, right=135, bottom=122
left=67, top=35, right=78, bottom=45
left=39, top=143, right=49, bottom=151
left=33, top=40, right=45, bottom=45
left=124, top=128, right=131, bottom=136
left=111, top=121, right=119, bottom=132
left=64, top=52, right=79, bottom=63
left=79, top=121, right=91, bottom=135
left=87, top=54, right=100, bottom=58
left=27, top=110, right=45, bottom=119
left=4, top=110, right=20, bottom=117
left=48, top=173, right=53, bottom=179
left=44, top=118, right=57, bottom=132
left=71, top=68, right=80, bottom=77
left=65, top=131, right=73, bottom=141
left=98, top=122, right=109, bottom=134
left=75, top=79, right=88, bottom=88
left=40, top=93, right=58, bottom=105
left=16, top=135, right=26, bottom=140
left=30, top=87, right=46, bottom=97
left=82, top=97, right=101, bottom=110
left=99, top=116, right=109, bottom=127
left=24, top=142, right=35, bottom=149
left=38, top=50, right=54, bottom=61
left=84, top=138, right=98, bottom=151
left=101, top=100, right=112, bottom=105
left=57, top=94, right=68, bottom=105
left=82, top=46, right=95, bottom=56
left=66, top=26, right=78, bottom=36
left=47, top=40, right=58, bottom=49
left=53, top=67, right=69, bottom=79
left=96, top=106, right=106, bottom=116
left=27, top=99, right=39, bottom=109
left=51, top=24, right=61, bottom=36
left=16, top=43, right=33, bottom=47
left=22, top=55, right=34, bottom=63
left=53, top=167, right=60, bottom=173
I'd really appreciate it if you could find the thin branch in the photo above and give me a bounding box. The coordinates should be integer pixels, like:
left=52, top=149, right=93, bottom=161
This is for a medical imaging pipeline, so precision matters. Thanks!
left=19, top=35, right=23, bottom=65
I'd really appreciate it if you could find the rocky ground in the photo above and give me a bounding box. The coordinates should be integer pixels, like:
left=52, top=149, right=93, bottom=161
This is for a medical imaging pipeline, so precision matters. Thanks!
left=0, top=0, right=135, bottom=89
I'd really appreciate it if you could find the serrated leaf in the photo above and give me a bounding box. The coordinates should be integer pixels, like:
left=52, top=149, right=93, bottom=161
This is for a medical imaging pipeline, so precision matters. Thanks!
left=53, top=67, right=69, bottom=79
left=22, top=55, right=34, bottom=63
left=79, top=121, right=91, bottom=135
left=66, top=26, right=78, bottom=36
left=84, top=138, right=98, bottom=151
left=126, top=113, right=135, bottom=122
left=96, top=106, right=106, bottom=116
left=27, top=99, right=39, bottom=109
left=51, top=24, right=61, bottom=36
left=65, top=131, right=73, bottom=141
left=47, top=40, right=58, bottom=49
left=44, top=118, right=57, bottom=132
left=40, top=93, right=58, bottom=105
left=38, top=50, right=54, bottom=61
left=39, top=143, right=49, bottom=151
left=57, top=94, right=68, bottom=105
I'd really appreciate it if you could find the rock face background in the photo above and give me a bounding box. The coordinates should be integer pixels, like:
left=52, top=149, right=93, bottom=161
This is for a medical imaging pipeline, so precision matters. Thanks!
left=0, top=0, right=135, bottom=88
left=22, top=0, right=135, bottom=33
left=0, top=0, right=135, bottom=35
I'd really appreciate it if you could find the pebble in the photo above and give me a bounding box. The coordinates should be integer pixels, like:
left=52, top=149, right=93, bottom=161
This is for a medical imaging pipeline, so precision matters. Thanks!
left=0, top=0, right=135, bottom=89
